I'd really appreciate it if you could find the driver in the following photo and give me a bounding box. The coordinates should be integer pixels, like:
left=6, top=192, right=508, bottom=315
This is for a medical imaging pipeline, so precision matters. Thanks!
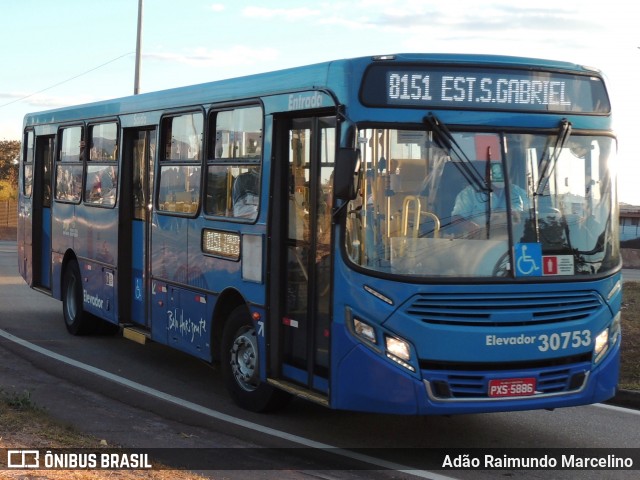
left=451, top=162, right=528, bottom=235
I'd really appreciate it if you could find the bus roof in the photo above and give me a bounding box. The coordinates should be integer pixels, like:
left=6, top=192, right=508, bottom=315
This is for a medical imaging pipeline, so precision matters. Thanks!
left=23, top=53, right=603, bottom=127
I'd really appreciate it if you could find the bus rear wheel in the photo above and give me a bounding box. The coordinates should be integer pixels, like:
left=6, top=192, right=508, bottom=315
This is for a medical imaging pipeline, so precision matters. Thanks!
left=62, top=261, right=98, bottom=335
left=221, top=306, right=290, bottom=412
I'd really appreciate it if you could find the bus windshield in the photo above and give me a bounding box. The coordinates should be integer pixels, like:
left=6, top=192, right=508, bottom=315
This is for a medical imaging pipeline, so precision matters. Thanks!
left=345, top=128, right=619, bottom=278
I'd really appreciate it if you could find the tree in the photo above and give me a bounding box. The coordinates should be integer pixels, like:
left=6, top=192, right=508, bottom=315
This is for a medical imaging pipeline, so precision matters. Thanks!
left=0, top=140, right=20, bottom=199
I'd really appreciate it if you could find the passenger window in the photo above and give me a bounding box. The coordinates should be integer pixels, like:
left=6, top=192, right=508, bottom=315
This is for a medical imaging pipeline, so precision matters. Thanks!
left=158, top=165, right=201, bottom=213
left=205, top=165, right=260, bottom=219
left=162, top=112, right=203, bottom=161
left=23, top=131, right=34, bottom=198
left=205, top=106, right=262, bottom=221
left=59, top=126, right=83, bottom=162
left=89, top=123, right=118, bottom=161
left=84, top=123, right=119, bottom=207
left=85, top=165, right=118, bottom=206
left=214, top=106, right=262, bottom=160
left=55, top=126, right=83, bottom=203
left=157, top=112, right=203, bottom=215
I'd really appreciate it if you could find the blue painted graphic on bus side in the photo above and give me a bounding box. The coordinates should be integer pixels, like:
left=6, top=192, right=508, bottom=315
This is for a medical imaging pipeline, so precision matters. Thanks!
left=514, top=243, right=542, bottom=277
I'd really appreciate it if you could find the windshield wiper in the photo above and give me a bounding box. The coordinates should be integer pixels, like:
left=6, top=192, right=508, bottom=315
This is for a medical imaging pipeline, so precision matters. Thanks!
left=424, top=113, right=490, bottom=194
left=528, top=119, right=572, bottom=244
left=535, top=119, right=572, bottom=196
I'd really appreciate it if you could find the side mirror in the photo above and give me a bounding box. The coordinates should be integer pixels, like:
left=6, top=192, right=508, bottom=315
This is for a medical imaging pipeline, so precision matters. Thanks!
left=334, top=148, right=361, bottom=201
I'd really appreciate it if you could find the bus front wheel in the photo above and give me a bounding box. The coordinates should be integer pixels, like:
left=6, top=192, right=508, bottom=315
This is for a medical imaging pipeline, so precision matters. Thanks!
left=62, top=261, right=98, bottom=335
left=221, top=306, right=290, bottom=412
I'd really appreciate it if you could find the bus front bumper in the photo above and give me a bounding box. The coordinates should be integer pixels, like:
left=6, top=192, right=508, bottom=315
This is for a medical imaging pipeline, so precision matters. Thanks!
left=332, top=340, right=620, bottom=416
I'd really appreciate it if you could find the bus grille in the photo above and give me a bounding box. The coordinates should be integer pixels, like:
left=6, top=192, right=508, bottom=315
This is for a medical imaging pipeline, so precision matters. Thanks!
left=405, top=291, right=603, bottom=327
left=427, top=363, right=590, bottom=400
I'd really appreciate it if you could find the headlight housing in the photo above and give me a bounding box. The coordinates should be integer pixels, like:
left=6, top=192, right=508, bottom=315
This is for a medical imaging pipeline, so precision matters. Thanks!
left=385, top=335, right=415, bottom=372
left=594, top=312, right=621, bottom=364
left=593, top=329, right=609, bottom=363
left=385, top=335, right=411, bottom=361
left=349, top=313, right=416, bottom=373
left=353, top=318, right=377, bottom=345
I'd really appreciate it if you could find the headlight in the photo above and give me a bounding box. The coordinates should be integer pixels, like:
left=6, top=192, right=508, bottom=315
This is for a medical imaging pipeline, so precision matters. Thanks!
left=353, top=318, right=377, bottom=344
left=348, top=309, right=416, bottom=373
left=594, top=329, right=609, bottom=363
left=385, top=336, right=410, bottom=361
left=593, top=313, right=621, bottom=364
left=385, top=335, right=415, bottom=372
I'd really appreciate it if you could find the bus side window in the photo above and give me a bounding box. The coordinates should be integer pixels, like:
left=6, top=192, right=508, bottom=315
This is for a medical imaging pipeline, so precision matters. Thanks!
left=55, top=126, right=83, bottom=203
left=205, top=166, right=229, bottom=215
left=23, top=131, right=34, bottom=198
left=232, top=168, right=260, bottom=219
left=157, top=165, right=201, bottom=214
left=157, top=112, right=203, bottom=215
left=84, top=122, right=119, bottom=207
left=84, top=165, right=118, bottom=206
left=205, top=105, right=263, bottom=220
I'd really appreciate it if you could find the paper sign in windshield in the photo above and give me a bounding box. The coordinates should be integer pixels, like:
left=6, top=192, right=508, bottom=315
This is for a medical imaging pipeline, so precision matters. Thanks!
left=542, top=255, right=574, bottom=276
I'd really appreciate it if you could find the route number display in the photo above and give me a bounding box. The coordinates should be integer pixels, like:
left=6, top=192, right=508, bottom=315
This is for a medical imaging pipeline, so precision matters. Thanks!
left=360, top=64, right=609, bottom=113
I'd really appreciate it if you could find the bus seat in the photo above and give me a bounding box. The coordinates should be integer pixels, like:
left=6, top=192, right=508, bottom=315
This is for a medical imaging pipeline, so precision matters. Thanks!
left=390, top=158, right=427, bottom=193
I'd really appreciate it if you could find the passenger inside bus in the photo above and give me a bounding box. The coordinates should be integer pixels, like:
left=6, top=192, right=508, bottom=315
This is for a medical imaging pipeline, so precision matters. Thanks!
left=232, top=169, right=260, bottom=219
left=88, top=173, right=102, bottom=202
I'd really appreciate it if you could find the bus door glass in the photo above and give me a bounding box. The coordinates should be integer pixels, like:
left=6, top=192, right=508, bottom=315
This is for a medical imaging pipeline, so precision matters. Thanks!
left=33, top=135, right=54, bottom=289
left=281, top=116, right=335, bottom=390
left=126, top=128, right=156, bottom=327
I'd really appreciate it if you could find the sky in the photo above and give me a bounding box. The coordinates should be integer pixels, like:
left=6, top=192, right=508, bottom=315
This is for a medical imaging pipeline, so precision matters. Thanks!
left=1, top=0, right=639, bottom=203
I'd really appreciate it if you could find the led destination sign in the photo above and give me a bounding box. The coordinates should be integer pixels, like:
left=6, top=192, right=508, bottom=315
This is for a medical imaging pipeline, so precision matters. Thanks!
left=360, top=65, right=609, bottom=113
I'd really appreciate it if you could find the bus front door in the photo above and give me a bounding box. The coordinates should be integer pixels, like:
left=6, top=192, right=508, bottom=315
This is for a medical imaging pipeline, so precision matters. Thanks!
left=121, top=128, right=156, bottom=328
left=271, top=116, right=335, bottom=398
left=32, top=135, right=54, bottom=290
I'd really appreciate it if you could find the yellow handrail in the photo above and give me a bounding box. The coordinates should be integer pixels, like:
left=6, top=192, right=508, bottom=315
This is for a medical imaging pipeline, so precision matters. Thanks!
left=402, top=196, right=441, bottom=238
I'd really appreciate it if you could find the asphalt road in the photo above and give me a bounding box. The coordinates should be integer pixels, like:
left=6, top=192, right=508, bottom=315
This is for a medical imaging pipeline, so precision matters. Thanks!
left=1, top=240, right=639, bottom=479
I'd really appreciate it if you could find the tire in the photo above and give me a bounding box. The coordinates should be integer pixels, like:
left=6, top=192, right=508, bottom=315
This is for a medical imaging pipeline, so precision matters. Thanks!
left=221, top=306, right=291, bottom=412
left=62, top=261, right=98, bottom=335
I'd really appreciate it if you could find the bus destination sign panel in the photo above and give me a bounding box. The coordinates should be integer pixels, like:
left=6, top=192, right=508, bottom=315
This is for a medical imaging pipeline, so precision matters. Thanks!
left=360, top=65, right=609, bottom=113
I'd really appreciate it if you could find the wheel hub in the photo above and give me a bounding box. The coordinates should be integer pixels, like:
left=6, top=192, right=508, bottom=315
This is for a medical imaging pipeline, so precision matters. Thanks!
left=230, top=328, right=259, bottom=391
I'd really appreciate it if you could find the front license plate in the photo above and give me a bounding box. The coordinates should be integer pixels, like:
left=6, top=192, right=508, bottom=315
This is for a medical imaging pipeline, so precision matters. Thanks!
left=488, top=378, right=536, bottom=398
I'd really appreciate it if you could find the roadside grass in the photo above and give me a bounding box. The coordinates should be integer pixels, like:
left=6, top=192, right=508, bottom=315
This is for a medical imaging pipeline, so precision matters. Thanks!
left=0, top=390, right=208, bottom=479
left=620, top=282, right=640, bottom=390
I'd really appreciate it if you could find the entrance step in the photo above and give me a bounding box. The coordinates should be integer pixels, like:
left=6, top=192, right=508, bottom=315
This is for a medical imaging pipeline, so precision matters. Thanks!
left=122, top=326, right=150, bottom=345
left=267, top=378, right=329, bottom=407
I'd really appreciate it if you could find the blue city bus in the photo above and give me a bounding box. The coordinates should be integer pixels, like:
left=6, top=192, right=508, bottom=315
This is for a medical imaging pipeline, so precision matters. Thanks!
left=17, top=54, right=621, bottom=415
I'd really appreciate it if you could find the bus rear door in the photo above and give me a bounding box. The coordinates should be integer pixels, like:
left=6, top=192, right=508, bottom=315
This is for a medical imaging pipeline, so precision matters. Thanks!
left=120, top=128, right=156, bottom=330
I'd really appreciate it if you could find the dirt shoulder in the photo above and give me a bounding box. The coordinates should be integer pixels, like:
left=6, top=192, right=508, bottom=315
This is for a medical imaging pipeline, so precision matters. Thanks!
left=0, top=340, right=213, bottom=479
left=0, top=395, right=208, bottom=479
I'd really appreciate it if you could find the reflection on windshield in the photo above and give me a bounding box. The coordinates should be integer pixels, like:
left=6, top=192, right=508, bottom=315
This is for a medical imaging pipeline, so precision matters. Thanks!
left=345, top=128, right=618, bottom=278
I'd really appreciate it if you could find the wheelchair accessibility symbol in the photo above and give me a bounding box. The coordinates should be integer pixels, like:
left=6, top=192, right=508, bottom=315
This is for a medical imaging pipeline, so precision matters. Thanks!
left=134, top=277, right=143, bottom=301
left=514, top=243, right=542, bottom=277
